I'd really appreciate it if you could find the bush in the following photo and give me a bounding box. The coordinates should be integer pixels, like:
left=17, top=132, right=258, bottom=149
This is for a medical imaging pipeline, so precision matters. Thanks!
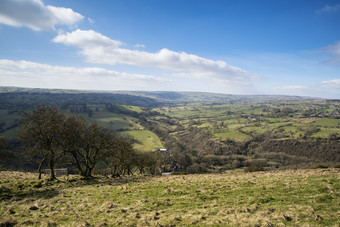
left=171, top=171, right=186, bottom=175
left=315, top=164, right=328, bottom=169
left=186, top=163, right=207, bottom=174
left=244, top=160, right=266, bottom=172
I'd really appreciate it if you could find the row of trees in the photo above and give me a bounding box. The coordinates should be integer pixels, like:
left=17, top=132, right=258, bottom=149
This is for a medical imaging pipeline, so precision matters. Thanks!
left=20, top=105, right=159, bottom=180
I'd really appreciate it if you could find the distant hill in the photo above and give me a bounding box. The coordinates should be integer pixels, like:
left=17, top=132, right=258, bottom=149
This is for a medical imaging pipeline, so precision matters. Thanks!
left=0, top=87, right=323, bottom=106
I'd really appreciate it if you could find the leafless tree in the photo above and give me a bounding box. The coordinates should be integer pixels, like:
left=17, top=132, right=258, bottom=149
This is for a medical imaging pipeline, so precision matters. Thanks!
left=19, top=105, right=66, bottom=180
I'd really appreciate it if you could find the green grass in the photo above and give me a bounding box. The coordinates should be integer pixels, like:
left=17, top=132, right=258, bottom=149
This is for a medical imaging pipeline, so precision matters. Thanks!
left=120, top=105, right=143, bottom=113
left=227, top=124, right=246, bottom=130
left=312, top=119, right=340, bottom=127
left=241, top=126, right=268, bottom=134
left=91, top=111, right=133, bottom=131
left=312, top=128, right=340, bottom=138
left=124, top=130, right=164, bottom=152
left=1, top=169, right=339, bottom=226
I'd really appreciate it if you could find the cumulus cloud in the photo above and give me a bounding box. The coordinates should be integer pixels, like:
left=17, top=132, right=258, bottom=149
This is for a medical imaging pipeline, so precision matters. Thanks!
left=52, top=29, right=255, bottom=84
left=316, top=4, right=340, bottom=14
left=0, top=0, right=84, bottom=31
left=0, top=59, right=168, bottom=90
left=53, top=29, right=122, bottom=48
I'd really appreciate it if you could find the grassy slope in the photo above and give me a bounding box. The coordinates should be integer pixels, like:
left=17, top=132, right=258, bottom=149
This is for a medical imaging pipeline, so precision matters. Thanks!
left=1, top=169, right=339, bottom=226
left=124, top=130, right=164, bottom=152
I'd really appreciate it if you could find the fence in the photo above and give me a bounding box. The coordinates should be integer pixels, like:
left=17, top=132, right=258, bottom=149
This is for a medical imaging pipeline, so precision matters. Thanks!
left=43, top=168, right=69, bottom=177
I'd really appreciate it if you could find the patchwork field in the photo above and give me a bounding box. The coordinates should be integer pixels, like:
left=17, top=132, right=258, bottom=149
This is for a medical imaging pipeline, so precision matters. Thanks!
left=1, top=169, right=339, bottom=226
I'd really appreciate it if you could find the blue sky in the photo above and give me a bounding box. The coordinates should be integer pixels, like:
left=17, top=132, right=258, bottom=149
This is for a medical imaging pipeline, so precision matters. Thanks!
left=0, top=0, right=340, bottom=98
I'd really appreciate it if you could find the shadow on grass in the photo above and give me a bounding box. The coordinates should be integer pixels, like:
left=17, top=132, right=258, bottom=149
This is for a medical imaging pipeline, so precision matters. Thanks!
left=0, top=186, right=60, bottom=202
left=71, top=174, right=152, bottom=187
left=0, top=174, right=152, bottom=202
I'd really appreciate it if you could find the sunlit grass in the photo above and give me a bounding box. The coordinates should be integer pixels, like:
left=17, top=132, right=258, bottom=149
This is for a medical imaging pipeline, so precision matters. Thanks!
left=1, top=169, right=339, bottom=226
left=124, top=130, right=164, bottom=152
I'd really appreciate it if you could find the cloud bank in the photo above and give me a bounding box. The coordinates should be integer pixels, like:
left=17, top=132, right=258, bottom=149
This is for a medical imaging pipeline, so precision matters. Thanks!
left=0, top=0, right=84, bottom=31
left=53, top=29, right=255, bottom=84
left=321, top=79, right=340, bottom=88
left=0, top=59, right=168, bottom=90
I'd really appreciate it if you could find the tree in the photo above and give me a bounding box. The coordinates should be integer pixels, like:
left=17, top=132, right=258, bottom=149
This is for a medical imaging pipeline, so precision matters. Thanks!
left=79, top=122, right=113, bottom=178
left=19, top=105, right=66, bottom=180
left=101, top=135, right=136, bottom=177
left=59, top=114, right=87, bottom=176
left=60, top=116, right=115, bottom=178
left=134, top=151, right=159, bottom=174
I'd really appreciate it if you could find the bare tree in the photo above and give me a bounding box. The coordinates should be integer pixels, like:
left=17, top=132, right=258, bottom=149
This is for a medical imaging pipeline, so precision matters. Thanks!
left=79, top=122, right=113, bottom=178
left=102, top=135, right=136, bottom=177
left=19, top=105, right=66, bottom=180
left=59, top=115, right=87, bottom=176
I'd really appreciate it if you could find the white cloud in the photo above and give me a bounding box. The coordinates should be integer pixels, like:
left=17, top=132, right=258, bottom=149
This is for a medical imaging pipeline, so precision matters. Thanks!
left=321, top=79, right=340, bottom=88
left=0, top=0, right=84, bottom=31
left=316, top=4, right=340, bottom=14
left=52, top=29, right=256, bottom=84
left=53, top=29, right=122, bottom=48
left=0, top=59, right=168, bottom=90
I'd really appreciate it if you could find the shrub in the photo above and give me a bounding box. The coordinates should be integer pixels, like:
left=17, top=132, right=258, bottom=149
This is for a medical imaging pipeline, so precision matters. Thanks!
left=315, top=164, right=328, bottom=169
left=186, top=163, right=207, bottom=174
left=244, top=160, right=266, bottom=172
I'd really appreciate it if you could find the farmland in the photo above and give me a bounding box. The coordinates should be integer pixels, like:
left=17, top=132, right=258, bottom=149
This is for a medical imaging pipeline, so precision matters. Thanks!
left=1, top=89, right=340, bottom=172
left=1, top=168, right=339, bottom=226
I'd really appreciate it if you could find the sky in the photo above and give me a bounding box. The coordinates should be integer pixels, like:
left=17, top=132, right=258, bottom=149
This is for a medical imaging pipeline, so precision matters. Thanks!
left=0, top=0, right=340, bottom=99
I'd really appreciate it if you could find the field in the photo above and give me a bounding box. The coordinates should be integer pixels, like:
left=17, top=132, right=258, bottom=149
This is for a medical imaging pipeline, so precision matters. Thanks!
left=153, top=100, right=340, bottom=142
left=124, top=130, right=164, bottom=152
left=1, top=169, right=339, bottom=226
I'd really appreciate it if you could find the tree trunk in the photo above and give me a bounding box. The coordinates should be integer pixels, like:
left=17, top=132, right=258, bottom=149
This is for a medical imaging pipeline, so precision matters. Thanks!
left=49, top=153, right=56, bottom=180
left=38, top=157, right=47, bottom=179
left=72, top=153, right=85, bottom=176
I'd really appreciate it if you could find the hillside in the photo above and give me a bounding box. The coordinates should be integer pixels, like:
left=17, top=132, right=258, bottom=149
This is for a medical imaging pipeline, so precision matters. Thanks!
left=0, top=87, right=340, bottom=172
left=1, top=169, right=339, bottom=226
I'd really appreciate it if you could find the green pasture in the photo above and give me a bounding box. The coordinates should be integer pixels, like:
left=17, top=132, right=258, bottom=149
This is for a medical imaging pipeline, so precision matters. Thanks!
left=214, top=130, right=252, bottom=142
left=124, top=130, right=163, bottom=152
left=91, top=111, right=134, bottom=131
left=227, top=124, right=246, bottom=130
left=240, top=126, right=268, bottom=134
left=120, top=105, right=143, bottom=113
left=312, top=128, right=340, bottom=138
left=312, top=119, right=340, bottom=127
